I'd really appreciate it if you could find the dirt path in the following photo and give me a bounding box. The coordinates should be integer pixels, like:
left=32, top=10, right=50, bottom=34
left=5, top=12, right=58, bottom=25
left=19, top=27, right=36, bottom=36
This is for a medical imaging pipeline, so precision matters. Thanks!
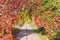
left=17, top=23, right=41, bottom=40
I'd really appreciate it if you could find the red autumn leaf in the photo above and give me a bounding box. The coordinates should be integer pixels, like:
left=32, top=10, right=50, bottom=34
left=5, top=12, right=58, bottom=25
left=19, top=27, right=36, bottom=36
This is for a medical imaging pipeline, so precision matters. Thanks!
left=0, top=0, right=4, bottom=4
left=0, top=34, right=13, bottom=40
left=47, top=31, right=52, bottom=37
left=34, top=17, right=43, bottom=28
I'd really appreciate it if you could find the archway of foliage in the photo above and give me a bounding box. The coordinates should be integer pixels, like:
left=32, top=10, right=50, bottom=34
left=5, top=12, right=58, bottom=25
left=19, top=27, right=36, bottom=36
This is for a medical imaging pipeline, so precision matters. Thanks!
left=0, top=0, right=60, bottom=40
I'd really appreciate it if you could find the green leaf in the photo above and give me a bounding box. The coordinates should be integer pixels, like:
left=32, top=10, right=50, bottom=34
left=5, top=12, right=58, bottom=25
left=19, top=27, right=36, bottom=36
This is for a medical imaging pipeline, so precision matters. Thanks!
left=30, top=0, right=34, bottom=2
left=55, top=9, right=60, bottom=17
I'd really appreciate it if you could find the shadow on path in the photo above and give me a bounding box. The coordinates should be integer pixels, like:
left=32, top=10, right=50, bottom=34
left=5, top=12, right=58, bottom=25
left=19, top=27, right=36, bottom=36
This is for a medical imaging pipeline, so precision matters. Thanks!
left=15, top=27, right=46, bottom=40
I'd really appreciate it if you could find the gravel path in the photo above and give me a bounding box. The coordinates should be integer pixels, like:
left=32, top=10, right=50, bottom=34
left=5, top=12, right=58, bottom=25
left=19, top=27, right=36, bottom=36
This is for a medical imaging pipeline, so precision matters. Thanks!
left=17, top=23, right=41, bottom=40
